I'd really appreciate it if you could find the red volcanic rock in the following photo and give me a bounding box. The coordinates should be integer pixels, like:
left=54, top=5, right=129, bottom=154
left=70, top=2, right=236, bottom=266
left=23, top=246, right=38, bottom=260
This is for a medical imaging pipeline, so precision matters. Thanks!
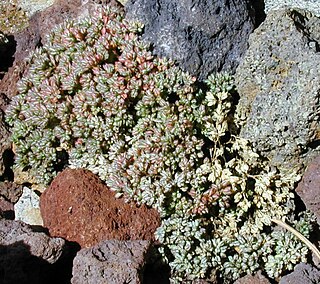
left=40, top=168, right=161, bottom=248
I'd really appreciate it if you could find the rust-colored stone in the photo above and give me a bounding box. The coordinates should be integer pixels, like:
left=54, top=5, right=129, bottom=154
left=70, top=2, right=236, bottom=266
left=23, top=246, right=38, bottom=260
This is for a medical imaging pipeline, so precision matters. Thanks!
left=40, top=168, right=161, bottom=248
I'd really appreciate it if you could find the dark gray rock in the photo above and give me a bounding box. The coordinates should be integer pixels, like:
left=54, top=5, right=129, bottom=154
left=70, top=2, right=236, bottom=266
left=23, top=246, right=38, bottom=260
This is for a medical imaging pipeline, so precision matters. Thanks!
left=0, top=219, right=65, bottom=263
left=71, top=240, right=151, bottom=284
left=125, top=0, right=255, bottom=80
left=279, top=263, right=320, bottom=284
left=235, top=8, right=320, bottom=170
left=296, top=155, right=320, bottom=222
left=0, top=219, right=76, bottom=284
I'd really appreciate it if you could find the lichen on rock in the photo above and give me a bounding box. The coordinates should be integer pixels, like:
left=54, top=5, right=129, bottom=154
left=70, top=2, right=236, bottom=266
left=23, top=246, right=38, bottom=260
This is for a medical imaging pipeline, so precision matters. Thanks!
left=235, top=8, right=320, bottom=171
left=265, top=0, right=320, bottom=17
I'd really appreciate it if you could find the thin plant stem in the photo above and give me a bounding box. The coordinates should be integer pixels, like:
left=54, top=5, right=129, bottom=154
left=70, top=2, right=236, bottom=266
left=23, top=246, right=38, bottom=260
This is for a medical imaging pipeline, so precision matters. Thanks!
left=271, top=218, right=320, bottom=261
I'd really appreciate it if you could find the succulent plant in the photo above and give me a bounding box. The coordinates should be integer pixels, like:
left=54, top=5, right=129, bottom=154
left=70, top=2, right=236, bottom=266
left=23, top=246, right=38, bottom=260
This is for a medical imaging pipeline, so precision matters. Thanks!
left=0, top=0, right=29, bottom=34
left=6, top=5, right=315, bottom=283
left=6, top=5, right=197, bottom=186
left=155, top=74, right=315, bottom=283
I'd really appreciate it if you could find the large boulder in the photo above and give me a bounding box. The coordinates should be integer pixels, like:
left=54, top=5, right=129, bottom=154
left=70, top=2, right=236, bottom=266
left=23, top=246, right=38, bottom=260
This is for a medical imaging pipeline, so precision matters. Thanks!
left=235, top=8, right=320, bottom=170
left=40, top=168, right=161, bottom=248
left=0, top=219, right=76, bottom=284
left=125, top=0, right=255, bottom=80
left=71, top=240, right=151, bottom=284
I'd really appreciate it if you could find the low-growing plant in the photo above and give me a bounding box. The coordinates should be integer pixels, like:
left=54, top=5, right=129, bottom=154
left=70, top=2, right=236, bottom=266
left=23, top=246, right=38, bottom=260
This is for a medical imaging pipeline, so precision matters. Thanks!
left=0, top=0, right=29, bottom=34
left=6, top=5, right=316, bottom=283
left=155, top=74, right=314, bottom=282
left=6, top=5, right=198, bottom=187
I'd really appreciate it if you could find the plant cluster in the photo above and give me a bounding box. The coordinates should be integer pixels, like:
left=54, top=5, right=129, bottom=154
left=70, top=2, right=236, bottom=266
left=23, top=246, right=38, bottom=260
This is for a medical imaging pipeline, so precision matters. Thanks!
left=7, top=5, right=197, bottom=187
left=155, top=75, right=314, bottom=282
left=0, top=0, right=29, bottom=34
left=6, top=5, right=315, bottom=283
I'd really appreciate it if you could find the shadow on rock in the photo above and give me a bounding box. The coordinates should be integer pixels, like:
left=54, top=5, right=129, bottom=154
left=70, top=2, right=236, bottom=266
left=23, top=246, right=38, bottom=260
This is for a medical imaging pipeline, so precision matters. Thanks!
left=0, top=237, right=80, bottom=284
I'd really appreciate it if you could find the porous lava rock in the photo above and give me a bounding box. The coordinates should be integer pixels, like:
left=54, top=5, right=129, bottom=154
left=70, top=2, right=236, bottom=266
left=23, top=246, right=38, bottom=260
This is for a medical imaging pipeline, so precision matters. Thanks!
left=235, top=8, right=320, bottom=170
left=40, top=168, right=161, bottom=248
left=125, top=0, right=255, bottom=80
left=0, top=181, right=22, bottom=203
left=0, top=181, right=23, bottom=220
left=296, top=155, right=320, bottom=222
left=279, top=263, right=320, bottom=284
left=0, top=197, right=14, bottom=219
left=0, top=219, right=76, bottom=284
left=71, top=240, right=151, bottom=284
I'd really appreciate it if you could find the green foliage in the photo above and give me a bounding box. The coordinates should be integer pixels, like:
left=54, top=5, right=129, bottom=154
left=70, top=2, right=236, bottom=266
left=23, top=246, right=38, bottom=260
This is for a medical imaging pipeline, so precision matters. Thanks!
left=155, top=74, right=314, bottom=282
left=6, top=5, right=315, bottom=283
left=7, top=5, right=198, bottom=186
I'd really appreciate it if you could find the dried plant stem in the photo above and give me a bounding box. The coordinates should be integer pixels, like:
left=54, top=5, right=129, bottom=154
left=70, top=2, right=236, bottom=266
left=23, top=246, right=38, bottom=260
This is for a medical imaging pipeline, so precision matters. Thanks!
left=271, top=218, right=320, bottom=261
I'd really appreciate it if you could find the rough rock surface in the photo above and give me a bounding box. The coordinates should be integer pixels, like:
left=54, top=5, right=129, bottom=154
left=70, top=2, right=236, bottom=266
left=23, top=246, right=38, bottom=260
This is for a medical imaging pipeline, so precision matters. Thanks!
left=40, top=168, right=161, bottom=248
left=0, top=181, right=23, bottom=203
left=265, top=0, right=320, bottom=16
left=14, top=186, right=43, bottom=225
left=0, top=197, right=14, bottom=219
left=71, top=240, right=151, bottom=284
left=17, top=0, right=56, bottom=17
left=234, top=271, right=271, bottom=284
left=0, top=182, right=22, bottom=219
left=235, top=9, right=320, bottom=170
left=279, top=263, right=320, bottom=284
left=296, top=155, right=320, bottom=221
left=0, top=219, right=76, bottom=284
left=125, top=0, right=255, bottom=80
